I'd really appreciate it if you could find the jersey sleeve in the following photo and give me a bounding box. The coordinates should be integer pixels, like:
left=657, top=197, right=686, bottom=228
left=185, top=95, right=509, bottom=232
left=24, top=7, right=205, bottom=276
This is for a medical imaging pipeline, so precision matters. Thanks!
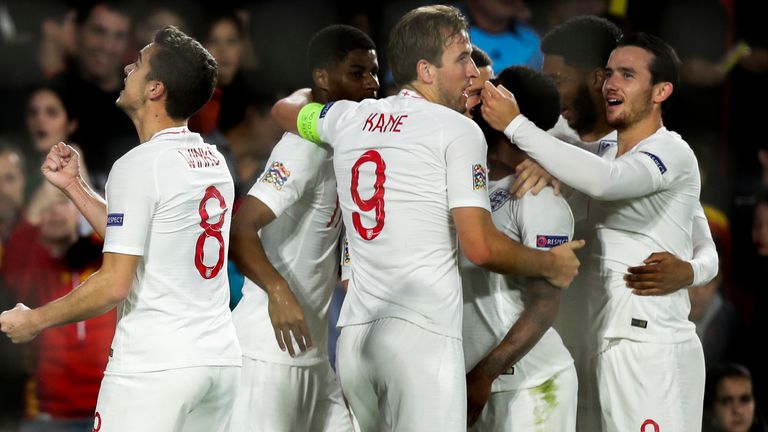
left=302, top=100, right=357, bottom=147
left=506, top=116, right=685, bottom=201
left=688, top=203, right=719, bottom=286
left=515, top=188, right=575, bottom=250
left=446, top=123, right=492, bottom=211
left=102, top=153, right=158, bottom=256
left=248, top=133, right=327, bottom=218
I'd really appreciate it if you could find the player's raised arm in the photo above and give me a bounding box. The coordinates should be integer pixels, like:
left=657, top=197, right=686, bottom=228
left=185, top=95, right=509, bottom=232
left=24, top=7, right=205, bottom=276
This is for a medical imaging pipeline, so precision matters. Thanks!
left=230, top=197, right=312, bottom=356
left=42, top=142, right=108, bottom=238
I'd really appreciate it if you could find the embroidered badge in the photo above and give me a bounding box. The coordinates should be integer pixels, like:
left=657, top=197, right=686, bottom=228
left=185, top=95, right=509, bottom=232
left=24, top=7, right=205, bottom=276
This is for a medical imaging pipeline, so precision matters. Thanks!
left=106, top=213, right=124, bottom=227
left=259, top=161, right=291, bottom=190
left=473, top=164, right=487, bottom=191
left=489, top=188, right=512, bottom=211
left=535, top=235, right=569, bottom=248
left=597, top=139, right=616, bottom=155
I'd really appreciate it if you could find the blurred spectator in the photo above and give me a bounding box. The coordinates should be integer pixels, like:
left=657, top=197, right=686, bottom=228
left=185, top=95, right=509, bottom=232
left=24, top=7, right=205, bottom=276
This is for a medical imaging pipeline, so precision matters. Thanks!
left=688, top=227, right=746, bottom=370
left=704, top=363, right=766, bottom=432
left=0, top=1, right=76, bottom=133
left=22, top=84, right=78, bottom=200
left=190, top=10, right=246, bottom=136
left=205, top=72, right=281, bottom=196
left=0, top=144, right=25, bottom=247
left=133, top=1, right=189, bottom=48
left=50, top=1, right=136, bottom=190
left=463, top=0, right=543, bottom=71
left=0, top=183, right=113, bottom=432
left=0, top=144, right=26, bottom=432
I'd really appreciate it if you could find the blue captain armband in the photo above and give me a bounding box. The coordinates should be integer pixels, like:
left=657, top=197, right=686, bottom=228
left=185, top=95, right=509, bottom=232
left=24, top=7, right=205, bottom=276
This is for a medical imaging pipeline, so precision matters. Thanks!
left=297, top=102, right=324, bottom=144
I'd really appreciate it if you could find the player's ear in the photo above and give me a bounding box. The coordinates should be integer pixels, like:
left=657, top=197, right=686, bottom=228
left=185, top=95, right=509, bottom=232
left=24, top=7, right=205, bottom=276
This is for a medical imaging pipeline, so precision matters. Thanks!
left=652, top=81, right=673, bottom=104
left=147, top=80, right=165, bottom=101
left=416, top=59, right=436, bottom=84
left=313, top=68, right=330, bottom=92
left=590, top=67, right=605, bottom=91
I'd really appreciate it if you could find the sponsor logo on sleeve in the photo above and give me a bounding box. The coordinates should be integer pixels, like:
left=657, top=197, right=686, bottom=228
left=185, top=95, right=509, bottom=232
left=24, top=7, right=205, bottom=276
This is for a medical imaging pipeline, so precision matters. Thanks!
left=472, top=164, right=487, bottom=191
left=535, top=235, right=569, bottom=248
left=106, top=213, right=124, bottom=227
left=489, top=188, right=512, bottom=211
left=319, top=101, right=336, bottom=119
left=640, top=151, right=667, bottom=174
left=259, top=161, right=291, bottom=190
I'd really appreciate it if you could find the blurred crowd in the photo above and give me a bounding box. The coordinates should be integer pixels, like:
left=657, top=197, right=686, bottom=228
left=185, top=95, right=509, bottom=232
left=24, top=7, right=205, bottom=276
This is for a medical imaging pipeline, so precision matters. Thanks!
left=0, top=0, right=767, bottom=431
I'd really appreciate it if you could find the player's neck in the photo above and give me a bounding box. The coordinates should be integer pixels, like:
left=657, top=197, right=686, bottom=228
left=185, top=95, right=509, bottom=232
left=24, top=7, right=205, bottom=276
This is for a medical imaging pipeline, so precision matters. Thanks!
left=616, top=115, right=663, bottom=157
left=580, top=121, right=614, bottom=143
left=133, top=107, right=186, bottom=143
left=405, top=83, right=437, bottom=104
left=311, top=88, right=330, bottom=105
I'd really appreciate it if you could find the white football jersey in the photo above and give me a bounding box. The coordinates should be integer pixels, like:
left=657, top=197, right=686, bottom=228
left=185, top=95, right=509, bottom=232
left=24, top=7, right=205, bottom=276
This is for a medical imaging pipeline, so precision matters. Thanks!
left=462, top=176, right=574, bottom=391
left=508, top=118, right=700, bottom=344
left=232, top=133, right=342, bottom=365
left=316, top=89, right=491, bottom=338
left=103, top=126, right=241, bottom=373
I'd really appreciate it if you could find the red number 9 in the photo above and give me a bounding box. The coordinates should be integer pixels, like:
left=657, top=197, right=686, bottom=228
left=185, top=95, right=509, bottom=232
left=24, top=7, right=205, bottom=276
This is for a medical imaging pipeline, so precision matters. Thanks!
left=350, top=150, right=386, bottom=241
left=195, top=186, right=227, bottom=279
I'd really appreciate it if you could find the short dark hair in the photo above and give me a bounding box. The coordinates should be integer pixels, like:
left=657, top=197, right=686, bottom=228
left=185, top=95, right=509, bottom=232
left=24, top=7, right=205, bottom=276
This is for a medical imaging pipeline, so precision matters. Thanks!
left=388, top=5, right=468, bottom=87
left=704, top=363, right=753, bottom=410
left=617, top=32, right=681, bottom=111
left=541, top=15, right=621, bottom=71
left=148, top=26, right=218, bottom=120
left=27, top=83, right=78, bottom=121
left=307, top=25, right=376, bottom=72
left=471, top=44, right=493, bottom=69
left=473, top=66, right=560, bottom=143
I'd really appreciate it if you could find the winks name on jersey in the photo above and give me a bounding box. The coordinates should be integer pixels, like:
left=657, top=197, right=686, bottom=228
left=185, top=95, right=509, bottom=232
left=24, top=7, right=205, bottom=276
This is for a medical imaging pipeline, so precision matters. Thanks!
left=363, top=113, right=408, bottom=133
left=178, top=147, right=222, bottom=169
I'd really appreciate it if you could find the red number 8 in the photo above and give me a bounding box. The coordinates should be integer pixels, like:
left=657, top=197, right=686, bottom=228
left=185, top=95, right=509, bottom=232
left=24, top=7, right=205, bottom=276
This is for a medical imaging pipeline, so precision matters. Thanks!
left=195, top=185, right=227, bottom=279
left=350, top=150, right=386, bottom=241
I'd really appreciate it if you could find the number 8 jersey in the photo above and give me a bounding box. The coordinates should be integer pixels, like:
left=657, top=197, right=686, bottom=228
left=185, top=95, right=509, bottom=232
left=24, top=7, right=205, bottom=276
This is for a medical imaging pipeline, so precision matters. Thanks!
left=102, top=126, right=242, bottom=373
left=311, top=90, right=491, bottom=338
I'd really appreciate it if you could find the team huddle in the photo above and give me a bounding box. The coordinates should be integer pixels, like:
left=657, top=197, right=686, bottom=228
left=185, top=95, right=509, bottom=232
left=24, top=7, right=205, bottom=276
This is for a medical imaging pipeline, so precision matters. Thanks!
left=0, top=4, right=715, bottom=432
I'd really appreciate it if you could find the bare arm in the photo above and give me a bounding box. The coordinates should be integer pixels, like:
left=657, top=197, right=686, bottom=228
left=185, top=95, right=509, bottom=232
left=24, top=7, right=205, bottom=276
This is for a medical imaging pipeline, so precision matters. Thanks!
left=42, top=143, right=107, bottom=238
left=0, top=252, right=136, bottom=343
left=466, top=279, right=561, bottom=426
left=625, top=204, right=718, bottom=295
left=271, top=88, right=313, bottom=134
left=452, top=207, right=582, bottom=289
left=230, top=196, right=312, bottom=356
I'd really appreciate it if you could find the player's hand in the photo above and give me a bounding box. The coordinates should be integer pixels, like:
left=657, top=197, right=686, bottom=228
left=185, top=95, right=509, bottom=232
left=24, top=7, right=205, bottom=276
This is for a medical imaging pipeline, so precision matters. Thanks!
left=625, top=252, right=694, bottom=296
left=546, top=240, right=584, bottom=289
left=480, top=82, right=521, bottom=132
left=466, top=366, right=494, bottom=427
left=266, top=283, right=313, bottom=357
left=0, top=304, right=40, bottom=343
left=41, top=142, right=80, bottom=191
left=510, top=159, right=561, bottom=198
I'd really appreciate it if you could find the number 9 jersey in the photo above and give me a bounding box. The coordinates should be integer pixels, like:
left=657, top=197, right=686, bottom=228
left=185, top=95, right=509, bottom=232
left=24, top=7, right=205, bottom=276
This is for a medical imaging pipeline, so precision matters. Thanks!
left=102, top=126, right=242, bottom=373
left=313, top=90, right=491, bottom=338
